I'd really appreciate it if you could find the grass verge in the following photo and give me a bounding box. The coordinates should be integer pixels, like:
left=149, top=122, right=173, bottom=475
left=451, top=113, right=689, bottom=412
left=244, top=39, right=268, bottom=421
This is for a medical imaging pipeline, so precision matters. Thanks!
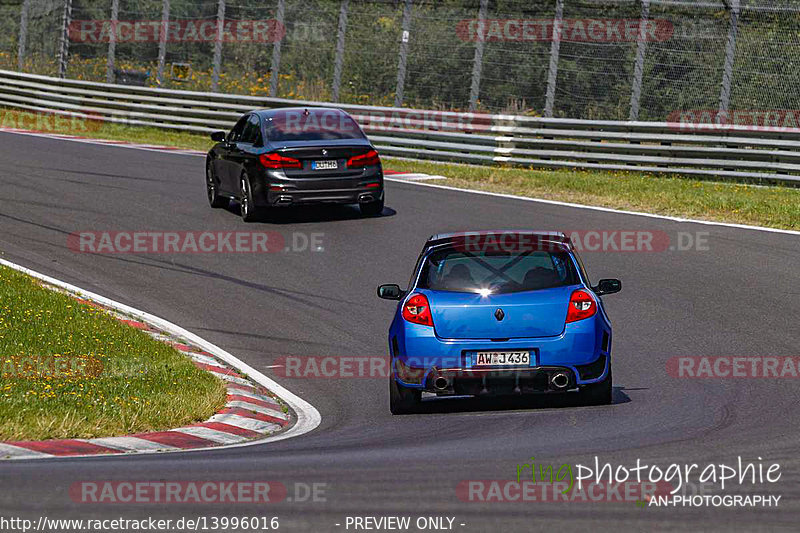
left=3, top=107, right=797, bottom=230
left=0, top=264, right=227, bottom=441
left=386, top=159, right=800, bottom=231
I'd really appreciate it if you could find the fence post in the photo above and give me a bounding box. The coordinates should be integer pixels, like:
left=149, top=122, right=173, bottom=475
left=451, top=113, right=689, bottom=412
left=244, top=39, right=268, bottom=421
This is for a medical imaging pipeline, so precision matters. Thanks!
left=629, top=0, right=650, bottom=121
left=718, top=0, right=740, bottom=116
left=156, top=0, right=170, bottom=85
left=57, top=0, right=73, bottom=78
left=544, top=0, right=564, bottom=118
left=394, top=0, right=413, bottom=107
left=212, top=0, right=226, bottom=92
left=106, top=0, right=119, bottom=84
left=17, top=0, right=30, bottom=71
left=468, top=0, right=489, bottom=112
left=331, top=0, right=349, bottom=102
left=269, top=0, right=286, bottom=98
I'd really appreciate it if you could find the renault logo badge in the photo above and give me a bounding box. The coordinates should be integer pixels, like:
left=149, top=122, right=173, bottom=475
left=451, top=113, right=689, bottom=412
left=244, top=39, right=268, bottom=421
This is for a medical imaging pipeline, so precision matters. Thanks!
left=494, top=308, right=505, bottom=321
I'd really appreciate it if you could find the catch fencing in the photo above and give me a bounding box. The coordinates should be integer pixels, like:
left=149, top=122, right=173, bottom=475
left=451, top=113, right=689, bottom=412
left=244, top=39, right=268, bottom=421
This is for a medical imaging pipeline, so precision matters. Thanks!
left=1, top=1, right=800, bottom=121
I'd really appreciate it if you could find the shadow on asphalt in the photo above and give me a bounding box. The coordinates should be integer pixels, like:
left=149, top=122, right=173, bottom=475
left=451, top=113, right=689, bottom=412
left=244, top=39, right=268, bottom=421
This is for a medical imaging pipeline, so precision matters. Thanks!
left=399, top=387, right=634, bottom=416
left=222, top=201, right=397, bottom=224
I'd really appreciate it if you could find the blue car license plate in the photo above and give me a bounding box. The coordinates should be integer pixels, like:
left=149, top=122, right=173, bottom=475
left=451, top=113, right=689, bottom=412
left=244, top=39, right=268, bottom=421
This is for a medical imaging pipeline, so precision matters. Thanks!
left=473, top=351, right=530, bottom=367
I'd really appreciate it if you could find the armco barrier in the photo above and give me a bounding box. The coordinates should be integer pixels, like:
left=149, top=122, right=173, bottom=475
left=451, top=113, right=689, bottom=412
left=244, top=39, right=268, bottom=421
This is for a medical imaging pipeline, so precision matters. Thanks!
left=0, top=69, right=798, bottom=184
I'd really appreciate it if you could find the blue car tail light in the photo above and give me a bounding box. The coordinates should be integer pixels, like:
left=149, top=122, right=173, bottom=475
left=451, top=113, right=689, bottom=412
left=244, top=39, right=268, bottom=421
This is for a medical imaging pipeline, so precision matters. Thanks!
left=565, top=289, right=597, bottom=323
left=402, top=293, right=434, bottom=327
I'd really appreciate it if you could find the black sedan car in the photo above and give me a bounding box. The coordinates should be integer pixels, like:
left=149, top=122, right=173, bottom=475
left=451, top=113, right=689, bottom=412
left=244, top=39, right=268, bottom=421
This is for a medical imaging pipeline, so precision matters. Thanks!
left=206, top=107, right=384, bottom=221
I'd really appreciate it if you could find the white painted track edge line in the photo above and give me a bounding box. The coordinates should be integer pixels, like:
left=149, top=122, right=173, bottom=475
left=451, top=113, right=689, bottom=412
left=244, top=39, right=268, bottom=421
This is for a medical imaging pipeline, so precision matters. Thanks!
left=383, top=177, right=800, bottom=236
left=0, top=257, right=322, bottom=460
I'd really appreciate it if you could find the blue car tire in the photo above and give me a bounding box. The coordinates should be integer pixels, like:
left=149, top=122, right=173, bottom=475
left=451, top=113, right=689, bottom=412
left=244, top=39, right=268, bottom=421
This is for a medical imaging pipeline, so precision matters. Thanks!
left=390, top=375, right=422, bottom=415
left=580, top=368, right=613, bottom=406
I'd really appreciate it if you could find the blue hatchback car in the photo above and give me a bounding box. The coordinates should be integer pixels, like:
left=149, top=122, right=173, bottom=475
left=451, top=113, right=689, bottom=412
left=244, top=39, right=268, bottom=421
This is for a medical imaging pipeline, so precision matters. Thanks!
left=378, top=231, right=621, bottom=414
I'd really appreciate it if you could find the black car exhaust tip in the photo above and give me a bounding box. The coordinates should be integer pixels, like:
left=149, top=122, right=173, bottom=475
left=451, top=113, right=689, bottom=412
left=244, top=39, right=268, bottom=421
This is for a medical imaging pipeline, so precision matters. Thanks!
left=276, top=195, right=293, bottom=205
left=550, top=372, right=570, bottom=390
left=358, top=193, right=374, bottom=203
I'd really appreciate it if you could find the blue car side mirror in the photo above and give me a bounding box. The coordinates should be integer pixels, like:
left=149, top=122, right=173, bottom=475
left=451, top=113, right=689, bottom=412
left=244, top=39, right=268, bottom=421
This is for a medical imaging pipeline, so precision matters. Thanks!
left=593, top=279, right=621, bottom=296
left=378, top=284, right=405, bottom=300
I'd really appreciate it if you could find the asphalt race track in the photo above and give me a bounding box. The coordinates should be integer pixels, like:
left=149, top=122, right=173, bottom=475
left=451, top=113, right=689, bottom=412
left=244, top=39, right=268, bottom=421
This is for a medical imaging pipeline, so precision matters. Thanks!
left=0, top=131, right=798, bottom=531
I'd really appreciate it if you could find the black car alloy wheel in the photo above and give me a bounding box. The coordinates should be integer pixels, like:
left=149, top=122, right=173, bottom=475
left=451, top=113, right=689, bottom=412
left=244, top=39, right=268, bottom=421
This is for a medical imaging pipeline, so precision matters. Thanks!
left=239, top=174, right=259, bottom=222
left=206, top=161, right=226, bottom=208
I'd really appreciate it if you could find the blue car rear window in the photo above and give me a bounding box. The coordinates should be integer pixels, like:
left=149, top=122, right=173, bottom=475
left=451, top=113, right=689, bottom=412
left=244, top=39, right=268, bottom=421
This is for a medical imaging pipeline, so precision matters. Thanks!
left=418, top=248, right=579, bottom=294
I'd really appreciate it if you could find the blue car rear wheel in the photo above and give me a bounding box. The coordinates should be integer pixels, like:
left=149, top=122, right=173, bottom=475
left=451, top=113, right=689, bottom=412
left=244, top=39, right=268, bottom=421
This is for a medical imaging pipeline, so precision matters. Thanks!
left=580, top=368, right=613, bottom=406
left=389, top=376, right=421, bottom=415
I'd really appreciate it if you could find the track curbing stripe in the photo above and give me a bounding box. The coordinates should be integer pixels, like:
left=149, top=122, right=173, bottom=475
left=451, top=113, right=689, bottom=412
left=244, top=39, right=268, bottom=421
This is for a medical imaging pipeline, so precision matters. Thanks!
left=172, top=427, right=249, bottom=445
left=8, top=440, right=120, bottom=457
left=225, top=401, right=289, bottom=418
left=207, top=414, right=282, bottom=434
left=0, top=443, right=51, bottom=459
left=132, top=431, right=217, bottom=449
left=0, top=257, right=321, bottom=460
left=191, top=422, right=264, bottom=439
left=86, top=436, right=180, bottom=452
left=227, top=394, right=281, bottom=409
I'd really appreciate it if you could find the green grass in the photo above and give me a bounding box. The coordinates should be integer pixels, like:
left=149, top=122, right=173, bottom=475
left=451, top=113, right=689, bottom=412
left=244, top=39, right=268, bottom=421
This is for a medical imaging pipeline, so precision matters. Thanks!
left=386, top=159, right=800, bottom=231
left=3, top=107, right=798, bottom=230
left=0, top=265, right=227, bottom=441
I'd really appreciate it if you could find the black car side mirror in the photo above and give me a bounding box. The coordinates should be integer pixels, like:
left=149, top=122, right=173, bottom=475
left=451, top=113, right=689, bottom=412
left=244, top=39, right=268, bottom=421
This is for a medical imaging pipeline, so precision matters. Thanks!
left=593, top=279, right=621, bottom=296
left=211, top=131, right=226, bottom=142
left=377, top=284, right=405, bottom=300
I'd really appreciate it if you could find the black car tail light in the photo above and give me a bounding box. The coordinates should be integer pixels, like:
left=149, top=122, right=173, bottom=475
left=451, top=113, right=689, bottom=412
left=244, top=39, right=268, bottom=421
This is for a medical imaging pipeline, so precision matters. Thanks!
left=346, top=149, right=380, bottom=168
left=259, top=153, right=302, bottom=169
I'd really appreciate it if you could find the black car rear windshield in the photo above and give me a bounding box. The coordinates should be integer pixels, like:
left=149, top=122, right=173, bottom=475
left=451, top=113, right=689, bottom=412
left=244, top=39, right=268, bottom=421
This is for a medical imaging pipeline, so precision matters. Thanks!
left=417, top=248, right=579, bottom=294
left=265, top=110, right=366, bottom=142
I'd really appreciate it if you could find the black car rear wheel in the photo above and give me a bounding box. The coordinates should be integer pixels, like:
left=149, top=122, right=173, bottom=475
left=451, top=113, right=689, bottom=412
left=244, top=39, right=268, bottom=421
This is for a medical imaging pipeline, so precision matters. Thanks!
left=360, top=197, right=384, bottom=217
left=389, top=376, right=421, bottom=415
left=239, top=173, right=261, bottom=222
left=206, top=161, right=226, bottom=208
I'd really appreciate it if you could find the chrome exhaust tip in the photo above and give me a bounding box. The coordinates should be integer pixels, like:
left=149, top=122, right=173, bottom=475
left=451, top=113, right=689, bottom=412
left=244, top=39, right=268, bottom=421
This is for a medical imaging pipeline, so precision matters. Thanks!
left=433, top=376, right=450, bottom=391
left=550, top=372, right=570, bottom=390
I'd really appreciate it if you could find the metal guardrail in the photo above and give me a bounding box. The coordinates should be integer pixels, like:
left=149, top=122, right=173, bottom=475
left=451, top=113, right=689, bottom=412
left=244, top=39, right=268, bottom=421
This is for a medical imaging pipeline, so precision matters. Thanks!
left=0, top=69, right=798, bottom=184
